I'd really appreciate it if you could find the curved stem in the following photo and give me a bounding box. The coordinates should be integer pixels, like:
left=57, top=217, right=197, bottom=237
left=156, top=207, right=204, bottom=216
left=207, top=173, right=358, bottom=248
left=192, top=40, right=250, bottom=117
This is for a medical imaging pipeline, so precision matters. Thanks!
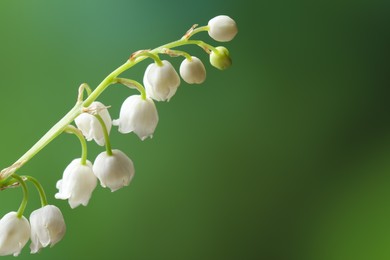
left=183, top=25, right=209, bottom=39
left=78, top=83, right=92, bottom=102
left=64, top=125, right=88, bottom=165
left=162, top=48, right=192, bottom=60
left=24, top=175, right=48, bottom=207
left=0, top=29, right=217, bottom=180
left=11, top=174, right=28, bottom=218
left=0, top=177, right=17, bottom=190
left=94, top=115, right=113, bottom=156
left=0, top=103, right=83, bottom=180
left=83, top=38, right=216, bottom=107
left=131, top=51, right=163, bottom=66
left=115, top=78, right=146, bottom=100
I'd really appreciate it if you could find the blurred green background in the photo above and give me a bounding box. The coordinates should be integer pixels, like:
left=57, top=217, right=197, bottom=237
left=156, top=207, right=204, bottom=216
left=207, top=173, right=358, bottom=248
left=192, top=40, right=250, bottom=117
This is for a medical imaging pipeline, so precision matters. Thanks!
left=1, top=0, right=390, bottom=259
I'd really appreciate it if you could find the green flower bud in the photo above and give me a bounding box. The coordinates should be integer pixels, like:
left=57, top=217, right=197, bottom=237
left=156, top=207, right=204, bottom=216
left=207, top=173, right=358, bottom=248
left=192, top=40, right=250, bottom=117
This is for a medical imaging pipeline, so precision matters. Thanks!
left=209, top=46, right=232, bottom=70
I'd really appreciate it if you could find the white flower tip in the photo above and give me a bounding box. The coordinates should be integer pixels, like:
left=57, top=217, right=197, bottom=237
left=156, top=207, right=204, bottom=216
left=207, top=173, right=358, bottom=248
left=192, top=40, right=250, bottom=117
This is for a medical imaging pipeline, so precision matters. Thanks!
left=13, top=249, right=21, bottom=257
left=140, top=134, right=153, bottom=141
left=208, top=15, right=238, bottom=42
left=69, top=201, right=79, bottom=209
left=110, top=182, right=127, bottom=192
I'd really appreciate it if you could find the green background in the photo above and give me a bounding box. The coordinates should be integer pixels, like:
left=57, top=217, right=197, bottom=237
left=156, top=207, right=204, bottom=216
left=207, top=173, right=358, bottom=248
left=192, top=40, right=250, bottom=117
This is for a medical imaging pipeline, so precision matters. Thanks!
left=1, top=0, right=390, bottom=259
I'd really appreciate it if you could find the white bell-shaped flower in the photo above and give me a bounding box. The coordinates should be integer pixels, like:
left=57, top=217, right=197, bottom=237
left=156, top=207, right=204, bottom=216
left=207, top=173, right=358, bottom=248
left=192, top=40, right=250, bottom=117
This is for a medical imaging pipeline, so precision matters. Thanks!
left=143, top=60, right=180, bottom=101
left=93, top=149, right=135, bottom=192
left=55, top=159, right=97, bottom=209
left=210, top=46, right=232, bottom=70
left=29, top=205, right=66, bottom=254
left=180, top=56, right=206, bottom=84
left=208, top=15, right=238, bottom=42
left=0, top=212, right=30, bottom=256
left=113, top=95, right=158, bottom=140
left=75, top=101, right=112, bottom=146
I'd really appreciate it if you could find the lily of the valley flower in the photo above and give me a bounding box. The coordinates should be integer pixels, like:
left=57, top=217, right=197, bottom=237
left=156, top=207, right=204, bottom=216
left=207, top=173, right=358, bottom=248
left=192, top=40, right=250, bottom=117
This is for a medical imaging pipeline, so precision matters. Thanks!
left=30, top=205, right=66, bottom=254
left=113, top=95, right=159, bottom=140
left=0, top=212, right=30, bottom=256
left=75, top=101, right=112, bottom=146
left=55, top=159, right=97, bottom=209
left=210, top=46, right=232, bottom=70
left=143, top=60, right=180, bottom=101
left=208, top=15, right=238, bottom=42
left=180, top=56, right=206, bottom=84
left=93, top=150, right=135, bottom=192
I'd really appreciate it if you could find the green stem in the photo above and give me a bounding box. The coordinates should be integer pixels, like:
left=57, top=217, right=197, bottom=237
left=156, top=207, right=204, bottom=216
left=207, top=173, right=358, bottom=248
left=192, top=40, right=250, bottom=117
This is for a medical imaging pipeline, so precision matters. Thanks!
left=162, top=48, right=192, bottom=60
left=132, top=51, right=163, bottom=66
left=24, top=175, right=48, bottom=207
left=0, top=177, right=16, bottom=190
left=0, top=103, right=83, bottom=180
left=64, top=125, right=88, bottom=165
left=184, top=25, right=209, bottom=39
left=115, top=78, right=146, bottom=100
left=94, top=114, right=113, bottom=156
left=83, top=38, right=216, bottom=107
left=0, top=32, right=216, bottom=181
left=11, top=174, right=28, bottom=218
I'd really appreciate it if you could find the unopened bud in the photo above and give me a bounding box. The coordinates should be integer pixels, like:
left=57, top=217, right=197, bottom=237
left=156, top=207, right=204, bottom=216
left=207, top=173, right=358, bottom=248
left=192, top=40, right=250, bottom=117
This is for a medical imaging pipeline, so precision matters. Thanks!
left=209, top=46, right=232, bottom=70
left=208, top=15, right=238, bottom=42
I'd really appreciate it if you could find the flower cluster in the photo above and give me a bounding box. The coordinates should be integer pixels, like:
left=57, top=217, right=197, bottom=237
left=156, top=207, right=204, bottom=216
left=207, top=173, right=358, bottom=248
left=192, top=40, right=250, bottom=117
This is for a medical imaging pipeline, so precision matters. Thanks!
left=0, top=15, right=237, bottom=256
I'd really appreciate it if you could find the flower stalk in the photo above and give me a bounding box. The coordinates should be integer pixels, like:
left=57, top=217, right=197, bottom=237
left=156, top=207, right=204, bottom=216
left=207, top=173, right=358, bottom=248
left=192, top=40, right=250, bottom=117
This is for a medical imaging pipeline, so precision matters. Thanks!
left=0, top=37, right=220, bottom=181
left=0, top=15, right=237, bottom=256
left=94, top=114, right=113, bottom=156
left=64, top=125, right=89, bottom=165
left=11, top=174, right=28, bottom=218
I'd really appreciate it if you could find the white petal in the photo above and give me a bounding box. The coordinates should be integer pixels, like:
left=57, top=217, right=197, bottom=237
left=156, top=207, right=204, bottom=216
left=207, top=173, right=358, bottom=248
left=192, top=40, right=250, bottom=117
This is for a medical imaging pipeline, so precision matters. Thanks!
left=74, top=101, right=112, bottom=146
left=0, top=212, right=30, bottom=256
left=55, top=159, right=97, bottom=208
left=115, top=95, right=159, bottom=140
left=180, top=56, right=206, bottom=84
left=30, top=205, right=66, bottom=253
left=93, top=150, right=135, bottom=192
left=143, top=60, right=180, bottom=101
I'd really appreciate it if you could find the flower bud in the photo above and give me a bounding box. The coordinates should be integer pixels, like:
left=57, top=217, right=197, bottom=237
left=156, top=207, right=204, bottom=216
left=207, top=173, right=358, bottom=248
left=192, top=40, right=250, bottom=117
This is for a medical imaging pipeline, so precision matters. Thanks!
left=113, top=95, right=158, bottom=140
left=75, top=101, right=112, bottom=146
left=0, top=212, right=30, bottom=256
left=55, top=159, right=97, bottom=209
left=93, top=150, right=135, bottom=192
left=30, top=205, right=66, bottom=254
left=143, top=60, right=180, bottom=101
left=208, top=15, right=238, bottom=42
left=210, top=46, right=232, bottom=70
left=179, top=56, right=206, bottom=84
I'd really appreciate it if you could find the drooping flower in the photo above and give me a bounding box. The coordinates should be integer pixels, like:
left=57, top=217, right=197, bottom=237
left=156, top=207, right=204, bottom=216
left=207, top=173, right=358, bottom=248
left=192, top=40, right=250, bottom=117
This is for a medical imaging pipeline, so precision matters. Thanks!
left=208, top=15, right=238, bottom=42
left=143, top=60, right=180, bottom=101
left=113, top=95, right=158, bottom=140
left=30, top=205, right=66, bottom=254
left=179, top=56, right=206, bottom=84
left=75, top=101, right=112, bottom=146
left=0, top=212, right=30, bottom=256
left=55, top=159, right=97, bottom=209
left=210, top=46, right=232, bottom=70
left=93, top=150, right=135, bottom=192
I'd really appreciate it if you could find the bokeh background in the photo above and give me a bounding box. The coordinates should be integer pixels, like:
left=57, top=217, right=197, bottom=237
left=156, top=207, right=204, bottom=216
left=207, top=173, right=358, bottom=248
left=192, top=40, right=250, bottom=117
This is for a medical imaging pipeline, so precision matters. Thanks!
left=0, top=0, right=389, bottom=259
